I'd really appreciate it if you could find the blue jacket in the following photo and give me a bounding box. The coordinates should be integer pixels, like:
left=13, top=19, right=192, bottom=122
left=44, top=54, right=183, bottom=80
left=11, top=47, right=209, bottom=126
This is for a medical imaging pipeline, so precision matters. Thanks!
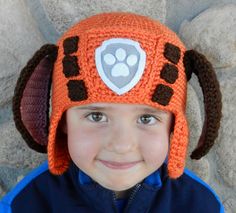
left=0, top=161, right=224, bottom=213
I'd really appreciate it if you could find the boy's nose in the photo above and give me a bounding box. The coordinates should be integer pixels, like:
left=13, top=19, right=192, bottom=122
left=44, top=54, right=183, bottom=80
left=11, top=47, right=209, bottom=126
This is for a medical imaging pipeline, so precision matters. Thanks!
left=105, top=125, right=138, bottom=154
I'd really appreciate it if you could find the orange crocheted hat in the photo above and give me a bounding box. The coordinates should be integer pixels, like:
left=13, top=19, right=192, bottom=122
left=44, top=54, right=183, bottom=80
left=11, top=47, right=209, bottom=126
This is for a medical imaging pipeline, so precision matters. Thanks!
left=12, top=12, right=222, bottom=179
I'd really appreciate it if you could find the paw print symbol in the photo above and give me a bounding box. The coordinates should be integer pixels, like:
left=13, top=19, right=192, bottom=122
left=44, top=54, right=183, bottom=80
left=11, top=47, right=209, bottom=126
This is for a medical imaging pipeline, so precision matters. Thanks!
left=95, top=38, right=146, bottom=95
left=103, top=48, right=138, bottom=77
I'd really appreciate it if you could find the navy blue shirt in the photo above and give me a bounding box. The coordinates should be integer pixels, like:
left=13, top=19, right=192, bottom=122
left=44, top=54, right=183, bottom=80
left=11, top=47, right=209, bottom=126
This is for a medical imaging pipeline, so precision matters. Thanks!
left=0, top=161, right=224, bottom=213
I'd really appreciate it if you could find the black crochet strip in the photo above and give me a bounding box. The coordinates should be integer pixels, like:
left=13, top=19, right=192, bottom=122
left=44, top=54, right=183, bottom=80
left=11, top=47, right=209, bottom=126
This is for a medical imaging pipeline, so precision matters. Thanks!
left=67, top=80, right=88, bottom=101
left=164, top=43, right=181, bottom=64
left=63, top=36, right=79, bottom=55
left=63, top=55, right=80, bottom=77
left=12, top=44, right=58, bottom=153
left=151, top=84, right=174, bottom=106
left=183, top=53, right=193, bottom=81
left=184, top=50, right=222, bottom=159
left=160, top=63, right=179, bottom=84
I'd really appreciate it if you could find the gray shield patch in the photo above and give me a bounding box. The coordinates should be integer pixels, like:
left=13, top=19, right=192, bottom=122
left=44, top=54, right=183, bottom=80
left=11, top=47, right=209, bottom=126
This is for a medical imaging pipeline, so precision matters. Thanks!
left=95, top=38, right=146, bottom=95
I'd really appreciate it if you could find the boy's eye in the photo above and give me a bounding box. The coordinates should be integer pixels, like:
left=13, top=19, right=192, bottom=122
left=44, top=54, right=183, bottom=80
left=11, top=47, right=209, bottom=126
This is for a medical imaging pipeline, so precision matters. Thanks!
left=86, top=112, right=107, bottom=122
left=138, top=114, right=158, bottom=125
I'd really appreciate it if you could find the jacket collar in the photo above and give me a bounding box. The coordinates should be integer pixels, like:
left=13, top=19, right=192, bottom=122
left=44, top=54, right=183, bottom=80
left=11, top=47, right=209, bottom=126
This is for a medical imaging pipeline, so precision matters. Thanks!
left=70, top=162, right=168, bottom=213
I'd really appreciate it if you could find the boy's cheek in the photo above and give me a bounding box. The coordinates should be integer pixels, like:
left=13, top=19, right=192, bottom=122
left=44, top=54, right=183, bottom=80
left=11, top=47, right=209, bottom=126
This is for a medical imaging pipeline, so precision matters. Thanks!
left=68, top=131, right=103, bottom=161
left=68, top=142, right=100, bottom=168
left=140, top=139, right=169, bottom=167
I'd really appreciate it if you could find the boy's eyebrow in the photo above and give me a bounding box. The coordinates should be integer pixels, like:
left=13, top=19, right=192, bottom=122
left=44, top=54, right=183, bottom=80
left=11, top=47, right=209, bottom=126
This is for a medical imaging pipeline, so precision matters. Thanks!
left=75, top=106, right=167, bottom=114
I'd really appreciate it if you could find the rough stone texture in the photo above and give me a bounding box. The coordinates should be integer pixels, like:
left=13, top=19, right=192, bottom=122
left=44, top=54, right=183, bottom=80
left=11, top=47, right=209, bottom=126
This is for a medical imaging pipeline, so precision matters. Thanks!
left=0, top=104, right=12, bottom=126
left=0, top=184, right=4, bottom=198
left=223, top=197, right=236, bottom=213
left=179, top=4, right=236, bottom=69
left=40, top=0, right=166, bottom=34
left=0, top=47, right=21, bottom=106
left=17, top=175, right=25, bottom=183
left=166, top=0, right=236, bottom=32
left=188, top=158, right=211, bottom=181
left=214, top=76, right=236, bottom=187
left=0, top=121, right=46, bottom=168
left=0, top=0, right=45, bottom=106
left=0, top=165, right=32, bottom=196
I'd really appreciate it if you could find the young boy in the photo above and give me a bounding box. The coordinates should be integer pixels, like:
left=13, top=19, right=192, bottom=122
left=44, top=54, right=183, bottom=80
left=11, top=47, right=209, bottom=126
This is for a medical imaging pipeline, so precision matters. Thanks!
left=0, top=12, right=224, bottom=212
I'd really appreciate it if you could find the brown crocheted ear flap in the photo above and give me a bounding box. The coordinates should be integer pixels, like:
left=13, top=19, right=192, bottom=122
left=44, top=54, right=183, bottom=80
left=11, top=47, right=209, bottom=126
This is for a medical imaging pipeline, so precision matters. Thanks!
left=12, top=44, right=58, bottom=153
left=183, top=50, right=222, bottom=159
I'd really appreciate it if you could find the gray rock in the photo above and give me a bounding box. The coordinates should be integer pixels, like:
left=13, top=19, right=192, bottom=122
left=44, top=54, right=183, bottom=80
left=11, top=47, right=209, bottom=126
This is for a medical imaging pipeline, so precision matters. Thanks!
left=17, top=175, right=25, bottom=183
left=0, top=184, right=5, bottom=198
left=166, top=0, right=236, bottom=32
left=223, top=197, right=236, bottom=213
left=0, top=0, right=45, bottom=106
left=0, top=166, right=30, bottom=198
left=0, top=104, right=12, bottom=125
left=214, top=76, right=236, bottom=187
left=0, top=0, right=45, bottom=65
left=179, top=4, right=236, bottom=69
left=40, top=0, right=166, bottom=34
left=186, top=158, right=210, bottom=182
left=0, top=46, right=20, bottom=106
left=0, top=121, right=47, bottom=169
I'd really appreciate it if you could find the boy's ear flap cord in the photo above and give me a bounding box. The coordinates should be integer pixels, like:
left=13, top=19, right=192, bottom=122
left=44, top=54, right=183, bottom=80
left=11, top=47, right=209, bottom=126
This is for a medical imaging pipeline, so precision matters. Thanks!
left=183, top=50, right=222, bottom=159
left=12, top=44, right=58, bottom=153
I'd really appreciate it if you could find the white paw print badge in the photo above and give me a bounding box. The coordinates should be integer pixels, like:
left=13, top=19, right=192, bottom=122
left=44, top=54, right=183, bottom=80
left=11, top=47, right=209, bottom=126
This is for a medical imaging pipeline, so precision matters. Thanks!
left=95, top=38, right=146, bottom=95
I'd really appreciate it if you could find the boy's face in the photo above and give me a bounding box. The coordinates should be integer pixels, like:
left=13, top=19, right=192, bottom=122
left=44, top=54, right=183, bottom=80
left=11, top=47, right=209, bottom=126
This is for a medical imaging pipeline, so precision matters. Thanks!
left=65, top=103, right=173, bottom=191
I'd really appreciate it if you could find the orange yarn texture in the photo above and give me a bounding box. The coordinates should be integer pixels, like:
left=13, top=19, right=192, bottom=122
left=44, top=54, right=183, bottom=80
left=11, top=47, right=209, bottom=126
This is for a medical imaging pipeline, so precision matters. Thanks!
left=48, top=12, right=188, bottom=179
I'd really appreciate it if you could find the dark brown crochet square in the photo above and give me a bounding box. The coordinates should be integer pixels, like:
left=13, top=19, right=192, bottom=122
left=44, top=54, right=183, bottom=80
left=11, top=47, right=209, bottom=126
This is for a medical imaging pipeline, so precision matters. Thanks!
left=152, top=84, right=173, bottom=106
left=164, top=43, right=181, bottom=64
left=63, top=36, right=79, bottom=55
left=67, top=80, right=88, bottom=101
left=63, top=55, right=80, bottom=77
left=160, top=63, right=178, bottom=84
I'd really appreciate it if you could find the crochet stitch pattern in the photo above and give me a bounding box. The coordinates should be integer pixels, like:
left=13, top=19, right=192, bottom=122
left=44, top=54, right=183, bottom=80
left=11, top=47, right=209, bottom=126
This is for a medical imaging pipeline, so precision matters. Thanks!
left=160, top=63, right=179, bottom=84
left=62, top=55, right=80, bottom=77
left=12, top=12, right=222, bottom=179
left=63, top=36, right=79, bottom=55
left=12, top=44, right=58, bottom=153
left=183, top=50, right=222, bottom=159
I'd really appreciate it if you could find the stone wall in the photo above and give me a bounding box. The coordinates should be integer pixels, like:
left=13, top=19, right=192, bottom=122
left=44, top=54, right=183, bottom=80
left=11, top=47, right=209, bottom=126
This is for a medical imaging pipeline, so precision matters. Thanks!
left=0, top=1, right=235, bottom=212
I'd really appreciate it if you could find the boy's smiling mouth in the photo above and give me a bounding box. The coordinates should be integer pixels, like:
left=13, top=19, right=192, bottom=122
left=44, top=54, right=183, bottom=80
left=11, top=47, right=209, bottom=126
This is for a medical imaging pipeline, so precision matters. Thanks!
left=98, top=159, right=142, bottom=169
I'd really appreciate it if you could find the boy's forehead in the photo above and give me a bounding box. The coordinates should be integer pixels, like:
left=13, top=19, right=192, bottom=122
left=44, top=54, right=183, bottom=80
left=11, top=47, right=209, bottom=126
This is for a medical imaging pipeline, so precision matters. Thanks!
left=72, top=103, right=168, bottom=114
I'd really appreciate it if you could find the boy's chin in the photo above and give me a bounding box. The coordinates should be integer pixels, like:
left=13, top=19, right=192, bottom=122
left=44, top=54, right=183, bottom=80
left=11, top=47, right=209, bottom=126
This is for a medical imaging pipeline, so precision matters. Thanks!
left=98, top=179, right=139, bottom=192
